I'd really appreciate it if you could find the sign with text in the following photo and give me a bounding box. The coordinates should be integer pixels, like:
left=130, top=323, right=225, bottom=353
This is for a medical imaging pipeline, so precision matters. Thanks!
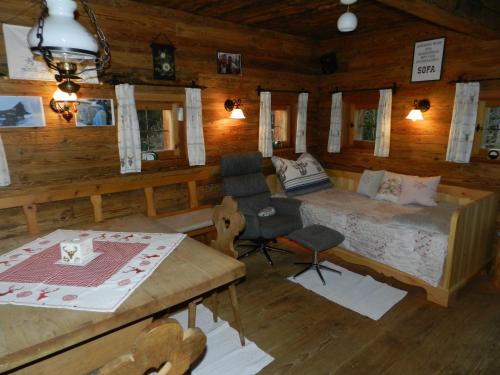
left=411, top=37, right=446, bottom=82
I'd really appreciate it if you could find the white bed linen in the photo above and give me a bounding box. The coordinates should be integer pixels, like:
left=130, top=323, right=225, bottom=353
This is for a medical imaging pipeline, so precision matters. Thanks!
left=297, top=188, right=452, bottom=286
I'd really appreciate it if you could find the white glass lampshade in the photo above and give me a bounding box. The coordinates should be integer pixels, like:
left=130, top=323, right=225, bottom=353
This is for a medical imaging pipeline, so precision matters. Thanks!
left=337, top=11, right=358, bottom=32
left=53, top=88, right=78, bottom=102
left=406, top=109, right=424, bottom=121
left=230, top=108, right=246, bottom=119
left=27, top=0, right=98, bottom=62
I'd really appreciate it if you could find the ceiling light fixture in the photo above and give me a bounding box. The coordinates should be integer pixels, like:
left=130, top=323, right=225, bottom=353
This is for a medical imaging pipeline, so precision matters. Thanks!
left=28, top=0, right=111, bottom=94
left=337, top=0, right=358, bottom=33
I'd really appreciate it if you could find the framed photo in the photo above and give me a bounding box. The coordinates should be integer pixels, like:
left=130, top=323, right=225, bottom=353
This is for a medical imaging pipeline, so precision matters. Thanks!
left=411, top=37, right=446, bottom=82
left=76, top=99, right=115, bottom=127
left=0, top=96, right=45, bottom=128
left=151, top=43, right=176, bottom=80
left=217, top=52, right=241, bottom=75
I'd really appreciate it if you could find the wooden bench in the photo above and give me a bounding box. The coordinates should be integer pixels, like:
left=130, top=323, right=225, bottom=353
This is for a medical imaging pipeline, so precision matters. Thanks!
left=0, top=167, right=219, bottom=243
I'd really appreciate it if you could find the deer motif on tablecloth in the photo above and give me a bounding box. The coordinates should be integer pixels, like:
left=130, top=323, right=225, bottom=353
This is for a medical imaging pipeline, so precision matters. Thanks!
left=37, top=287, right=60, bottom=301
left=0, top=285, right=23, bottom=297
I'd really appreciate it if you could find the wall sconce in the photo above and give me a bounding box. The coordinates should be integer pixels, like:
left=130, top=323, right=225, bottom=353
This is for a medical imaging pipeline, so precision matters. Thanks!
left=50, top=88, right=79, bottom=122
left=406, top=99, right=430, bottom=121
left=224, top=98, right=246, bottom=119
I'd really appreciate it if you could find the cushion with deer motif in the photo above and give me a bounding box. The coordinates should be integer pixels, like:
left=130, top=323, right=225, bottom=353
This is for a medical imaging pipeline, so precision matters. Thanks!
left=271, top=153, right=332, bottom=196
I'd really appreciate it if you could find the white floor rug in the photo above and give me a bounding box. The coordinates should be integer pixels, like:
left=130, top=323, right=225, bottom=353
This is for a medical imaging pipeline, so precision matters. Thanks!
left=170, top=304, right=274, bottom=375
left=288, top=261, right=407, bottom=320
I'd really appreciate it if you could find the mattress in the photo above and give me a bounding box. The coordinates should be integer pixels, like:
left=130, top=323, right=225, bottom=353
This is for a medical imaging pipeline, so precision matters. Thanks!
left=296, top=188, right=458, bottom=286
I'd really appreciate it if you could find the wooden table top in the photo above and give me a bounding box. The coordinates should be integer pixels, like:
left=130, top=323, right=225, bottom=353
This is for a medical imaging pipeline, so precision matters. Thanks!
left=0, top=215, right=246, bottom=373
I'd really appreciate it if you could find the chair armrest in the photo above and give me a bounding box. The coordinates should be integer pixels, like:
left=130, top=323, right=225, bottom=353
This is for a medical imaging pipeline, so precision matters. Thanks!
left=270, top=197, right=302, bottom=217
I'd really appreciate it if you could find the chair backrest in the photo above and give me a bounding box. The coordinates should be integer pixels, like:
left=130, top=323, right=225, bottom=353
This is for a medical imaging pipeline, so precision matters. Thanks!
left=211, top=196, right=245, bottom=258
left=93, top=318, right=206, bottom=375
left=220, top=152, right=271, bottom=213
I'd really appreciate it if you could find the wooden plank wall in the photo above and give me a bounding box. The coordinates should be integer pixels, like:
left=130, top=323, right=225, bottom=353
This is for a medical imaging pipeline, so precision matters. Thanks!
left=315, top=20, right=500, bottom=191
left=0, top=0, right=319, bottom=240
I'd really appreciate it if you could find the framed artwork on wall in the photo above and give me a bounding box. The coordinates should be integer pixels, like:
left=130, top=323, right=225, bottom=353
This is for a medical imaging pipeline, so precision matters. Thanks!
left=76, top=99, right=115, bottom=127
left=411, top=37, right=446, bottom=82
left=151, top=43, right=176, bottom=80
left=217, top=52, right=242, bottom=75
left=0, top=96, right=45, bottom=128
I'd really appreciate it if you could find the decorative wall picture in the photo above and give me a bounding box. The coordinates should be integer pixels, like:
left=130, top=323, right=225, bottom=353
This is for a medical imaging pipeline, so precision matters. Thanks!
left=0, top=96, right=45, bottom=128
left=2, top=23, right=99, bottom=83
left=217, top=52, right=242, bottom=74
left=76, top=99, right=115, bottom=127
left=151, top=43, right=176, bottom=80
left=411, top=37, right=446, bottom=82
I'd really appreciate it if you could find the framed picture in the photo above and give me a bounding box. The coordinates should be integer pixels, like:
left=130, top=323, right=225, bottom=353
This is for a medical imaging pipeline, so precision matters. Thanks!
left=411, top=37, right=446, bottom=82
left=76, top=99, right=115, bottom=127
left=151, top=43, right=176, bottom=80
left=217, top=52, right=241, bottom=75
left=0, top=96, right=45, bottom=128
left=2, top=24, right=98, bottom=83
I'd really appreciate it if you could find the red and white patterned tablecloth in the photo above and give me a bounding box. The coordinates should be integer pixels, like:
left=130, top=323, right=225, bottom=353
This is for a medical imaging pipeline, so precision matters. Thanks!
left=0, top=229, right=186, bottom=312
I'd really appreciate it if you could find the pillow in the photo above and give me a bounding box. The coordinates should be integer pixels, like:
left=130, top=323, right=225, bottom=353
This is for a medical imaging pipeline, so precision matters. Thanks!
left=374, top=171, right=404, bottom=203
left=257, top=206, right=276, bottom=218
left=399, top=175, right=441, bottom=206
left=271, top=153, right=332, bottom=196
left=357, top=170, right=385, bottom=198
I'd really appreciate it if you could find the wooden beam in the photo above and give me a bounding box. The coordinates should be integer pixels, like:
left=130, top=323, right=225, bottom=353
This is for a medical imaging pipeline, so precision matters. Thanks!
left=376, top=0, right=500, bottom=40
left=144, top=187, right=157, bottom=218
left=90, top=195, right=104, bottom=223
left=22, top=204, right=40, bottom=235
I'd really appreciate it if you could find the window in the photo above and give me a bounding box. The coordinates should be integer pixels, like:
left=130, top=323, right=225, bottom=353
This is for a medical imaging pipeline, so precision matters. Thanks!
left=137, top=102, right=184, bottom=160
left=481, top=106, right=500, bottom=149
left=354, top=108, right=377, bottom=141
left=272, top=109, right=290, bottom=148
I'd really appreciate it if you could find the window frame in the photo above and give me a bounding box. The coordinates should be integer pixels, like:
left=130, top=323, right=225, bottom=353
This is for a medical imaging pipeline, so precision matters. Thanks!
left=342, top=93, right=379, bottom=152
left=472, top=97, right=500, bottom=162
left=271, top=95, right=297, bottom=152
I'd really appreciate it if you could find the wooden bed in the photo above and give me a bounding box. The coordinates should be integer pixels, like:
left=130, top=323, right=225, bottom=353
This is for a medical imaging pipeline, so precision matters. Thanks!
left=266, top=169, right=498, bottom=307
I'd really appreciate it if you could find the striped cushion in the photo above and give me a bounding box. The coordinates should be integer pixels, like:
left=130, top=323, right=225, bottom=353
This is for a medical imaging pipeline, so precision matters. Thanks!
left=271, top=153, right=332, bottom=196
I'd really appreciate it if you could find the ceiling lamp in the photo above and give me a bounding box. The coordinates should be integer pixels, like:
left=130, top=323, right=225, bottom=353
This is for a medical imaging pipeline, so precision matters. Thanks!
left=406, top=99, right=430, bottom=122
left=224, top=98, right=246, bottom=120
left=337, top=0, right=358, bottom=33
left=28, top=0, right=111, bottom=94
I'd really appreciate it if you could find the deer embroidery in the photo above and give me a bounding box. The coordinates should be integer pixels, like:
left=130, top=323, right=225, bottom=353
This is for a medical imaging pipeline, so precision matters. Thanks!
left=124, top=266, right=145, bottom=274
left=62, top=246, right=78, bottom=260
left=0, top=260, right=10, bottom=267
left=37, top=287, right=60, bottom=301
left=0, top=285, right=23, bottom=297
left=294, top=161, right=308, bottom=176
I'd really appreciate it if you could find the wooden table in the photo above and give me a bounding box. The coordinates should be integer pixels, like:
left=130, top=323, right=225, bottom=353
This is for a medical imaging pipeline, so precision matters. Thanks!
left=0, top=215, right=246, bottom=374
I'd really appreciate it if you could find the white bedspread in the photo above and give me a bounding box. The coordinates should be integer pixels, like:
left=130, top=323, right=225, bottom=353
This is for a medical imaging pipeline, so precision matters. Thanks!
left=297, top=188, right=456, bottom=287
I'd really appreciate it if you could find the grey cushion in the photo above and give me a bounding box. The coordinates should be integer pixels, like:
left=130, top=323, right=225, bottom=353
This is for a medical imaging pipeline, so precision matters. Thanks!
left=289, top=224, right=344, bottom=252
left=259, top=214, right=302, bottom=239
left=221, top=152, right=263, bottom=177
left=224, top=173, right=270, bottom=197
left=236, top=192, right=271, bottom=215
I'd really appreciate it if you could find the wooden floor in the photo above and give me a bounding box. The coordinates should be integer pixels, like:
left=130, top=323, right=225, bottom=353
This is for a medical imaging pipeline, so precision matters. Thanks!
left=205, top=246, right=500, bottom=375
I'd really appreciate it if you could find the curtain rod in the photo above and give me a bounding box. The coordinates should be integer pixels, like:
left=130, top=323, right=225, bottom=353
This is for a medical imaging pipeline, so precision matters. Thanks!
left=105, top=77, right=206, bottom=89
left=449, top=75, right=500, bottom=84
left=331, top=82, right=398, bottom=95
left=256, top=85, right=310, bottom=96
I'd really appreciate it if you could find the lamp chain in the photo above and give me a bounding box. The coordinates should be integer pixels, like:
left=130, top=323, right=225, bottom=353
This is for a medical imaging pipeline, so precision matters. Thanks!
left=36, top=0, right=58, bottom=71
left=82, top=0, right=111, bottom=74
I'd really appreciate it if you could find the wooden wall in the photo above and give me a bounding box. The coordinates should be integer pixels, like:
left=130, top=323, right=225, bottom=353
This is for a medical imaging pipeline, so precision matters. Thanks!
left=315, top=21, right=500, bottom=192
left=0, top=0, right=319, bottom=239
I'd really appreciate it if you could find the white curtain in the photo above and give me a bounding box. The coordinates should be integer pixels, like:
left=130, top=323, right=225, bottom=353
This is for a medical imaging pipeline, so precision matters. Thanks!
left=327, top=92, right=342, bottom=153
left=295, top=92, right=308, bottom=153
left=185, top=88, right=206, bottom=166
left=258, top=91, right=273, bottom=157
left=186, top=88, right=205, bottom=166
left=115, top=84, right=141, bottom=174
left=0, top=135, right=11, bottom=186
left=446, top=82, right=480, bottom=163
left=374, top=89, right=392, bottom=157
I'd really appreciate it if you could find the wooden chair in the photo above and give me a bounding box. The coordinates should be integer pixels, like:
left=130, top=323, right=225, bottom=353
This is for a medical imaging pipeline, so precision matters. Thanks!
left=187, top=196, right=246, bottom=346
left=93, top=318, right=206, bottom=375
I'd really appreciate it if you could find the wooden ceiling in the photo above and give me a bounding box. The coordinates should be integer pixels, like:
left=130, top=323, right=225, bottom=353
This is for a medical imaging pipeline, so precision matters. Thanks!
left=135, top=0, right=500, bottom=40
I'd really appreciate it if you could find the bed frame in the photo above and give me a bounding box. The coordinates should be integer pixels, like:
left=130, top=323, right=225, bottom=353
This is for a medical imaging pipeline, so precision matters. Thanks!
left=266, top=169, right=498, bottom=307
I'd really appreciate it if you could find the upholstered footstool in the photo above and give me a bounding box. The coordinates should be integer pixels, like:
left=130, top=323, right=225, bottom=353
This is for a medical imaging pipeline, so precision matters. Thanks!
left=288, top=224, right=345, bottom=285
